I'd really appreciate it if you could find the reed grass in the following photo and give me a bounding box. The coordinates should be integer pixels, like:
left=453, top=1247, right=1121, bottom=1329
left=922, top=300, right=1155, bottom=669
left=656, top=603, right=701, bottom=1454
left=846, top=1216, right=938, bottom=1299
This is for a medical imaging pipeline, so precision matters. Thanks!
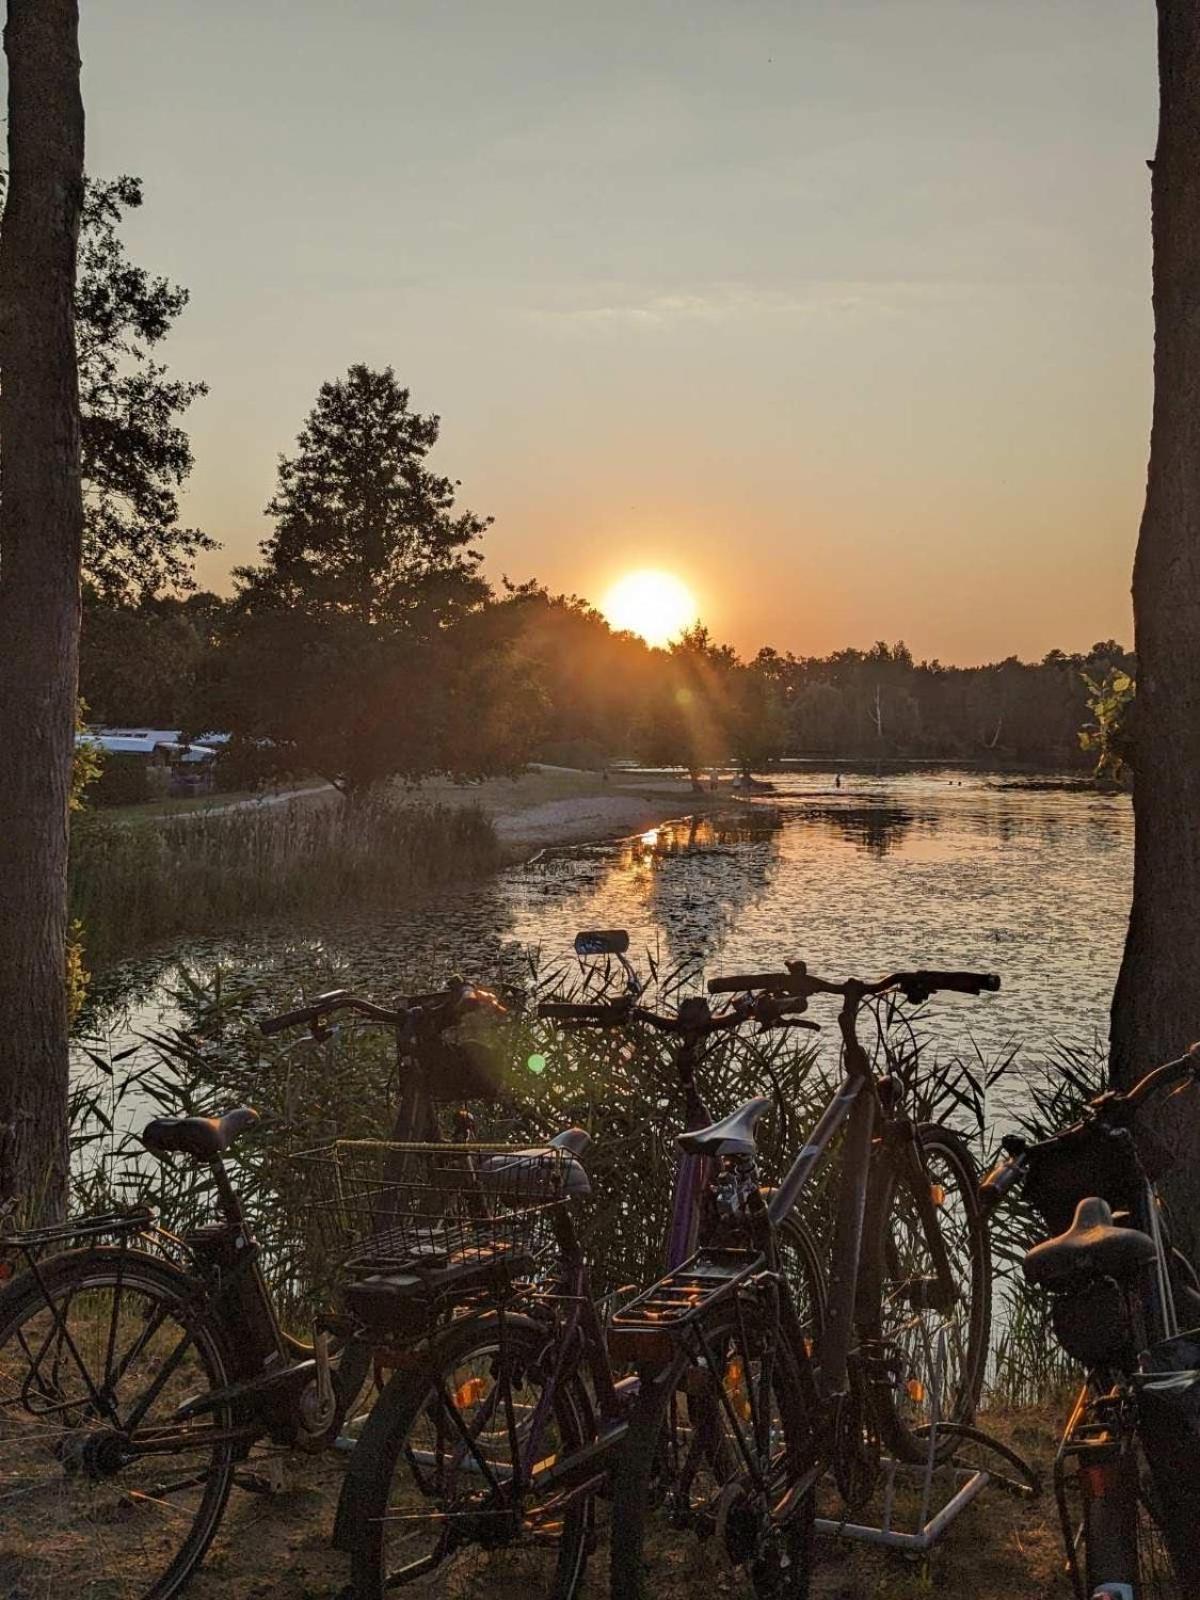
left=69, top=794, right=500, bottom=968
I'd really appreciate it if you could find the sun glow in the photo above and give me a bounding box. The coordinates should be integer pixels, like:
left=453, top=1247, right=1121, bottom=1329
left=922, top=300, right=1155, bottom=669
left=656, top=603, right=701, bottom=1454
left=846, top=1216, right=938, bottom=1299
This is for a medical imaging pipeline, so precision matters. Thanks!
left=602, top=569, right=699, bottom=647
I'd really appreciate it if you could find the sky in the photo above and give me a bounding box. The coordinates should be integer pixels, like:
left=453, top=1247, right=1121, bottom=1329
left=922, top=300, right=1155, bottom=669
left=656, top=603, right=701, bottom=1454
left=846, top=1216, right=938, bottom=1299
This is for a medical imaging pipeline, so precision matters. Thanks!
left=78, top=1, right=1157, bottom=664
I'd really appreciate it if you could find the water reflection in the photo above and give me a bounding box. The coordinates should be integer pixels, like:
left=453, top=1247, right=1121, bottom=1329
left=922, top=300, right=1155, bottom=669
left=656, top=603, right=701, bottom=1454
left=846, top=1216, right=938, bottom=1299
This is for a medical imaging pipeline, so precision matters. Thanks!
left=75, top=767, right=1133, bottom=1132
left=798, top=803, right=923, bottom=858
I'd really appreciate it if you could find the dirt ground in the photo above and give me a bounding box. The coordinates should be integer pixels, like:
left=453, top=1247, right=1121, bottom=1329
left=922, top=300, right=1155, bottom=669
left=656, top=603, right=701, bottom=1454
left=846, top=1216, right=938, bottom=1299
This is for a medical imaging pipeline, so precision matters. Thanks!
left=186, top=1405, right=1069, bottom=1600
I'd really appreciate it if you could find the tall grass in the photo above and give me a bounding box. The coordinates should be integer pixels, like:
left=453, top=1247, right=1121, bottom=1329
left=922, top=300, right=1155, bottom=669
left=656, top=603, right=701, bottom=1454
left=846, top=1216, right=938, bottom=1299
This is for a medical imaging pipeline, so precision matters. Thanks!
left=69, top=795, right=500, bottom=968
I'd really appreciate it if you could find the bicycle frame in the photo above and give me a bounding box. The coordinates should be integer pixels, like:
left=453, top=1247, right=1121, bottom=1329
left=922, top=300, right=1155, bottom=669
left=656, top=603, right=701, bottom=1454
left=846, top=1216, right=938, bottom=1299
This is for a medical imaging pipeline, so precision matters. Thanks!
left=765, top=992, right=958, bottom=1403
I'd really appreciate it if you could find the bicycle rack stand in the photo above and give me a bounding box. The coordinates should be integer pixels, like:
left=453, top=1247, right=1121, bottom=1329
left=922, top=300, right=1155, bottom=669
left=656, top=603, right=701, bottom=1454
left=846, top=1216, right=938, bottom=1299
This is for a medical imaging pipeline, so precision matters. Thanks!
left=813, top=1327, right=1041, bottom=1553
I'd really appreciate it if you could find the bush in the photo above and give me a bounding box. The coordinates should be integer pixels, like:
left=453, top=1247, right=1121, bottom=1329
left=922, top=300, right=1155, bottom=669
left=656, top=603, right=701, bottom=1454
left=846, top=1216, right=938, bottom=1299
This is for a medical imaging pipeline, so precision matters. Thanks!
left=91, top=754, right=150, bottom=807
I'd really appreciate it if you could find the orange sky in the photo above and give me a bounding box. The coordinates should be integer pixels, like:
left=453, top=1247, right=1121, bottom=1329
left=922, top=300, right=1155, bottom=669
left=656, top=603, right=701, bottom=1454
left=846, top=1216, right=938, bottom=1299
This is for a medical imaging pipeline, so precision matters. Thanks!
left=80, top=1, right=1155, bottom=664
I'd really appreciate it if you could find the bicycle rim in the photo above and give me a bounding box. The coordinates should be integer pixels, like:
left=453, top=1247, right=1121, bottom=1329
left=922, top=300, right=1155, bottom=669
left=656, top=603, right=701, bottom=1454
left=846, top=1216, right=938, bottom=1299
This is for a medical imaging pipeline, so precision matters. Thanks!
left=610, top=1298, right=815, bottom=1600
left=353, top=1318, right=593, bottom=1599
left=869, top=1123, right=990, bottom=1463
left=0, top=1248, right=235, bottom=1600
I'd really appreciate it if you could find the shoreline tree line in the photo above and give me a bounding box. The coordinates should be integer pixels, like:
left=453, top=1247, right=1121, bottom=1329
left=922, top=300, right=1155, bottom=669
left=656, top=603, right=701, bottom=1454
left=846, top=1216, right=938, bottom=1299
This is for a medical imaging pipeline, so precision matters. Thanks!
left=62, top=176, right=1129, bottom=792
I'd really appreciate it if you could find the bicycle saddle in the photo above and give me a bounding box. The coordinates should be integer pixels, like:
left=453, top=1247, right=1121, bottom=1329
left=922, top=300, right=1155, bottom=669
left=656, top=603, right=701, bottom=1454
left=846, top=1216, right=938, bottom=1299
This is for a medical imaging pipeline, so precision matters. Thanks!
left=676, top=1097, right=772, bottom=1159
left=1023, top=1195, right=1158, bottom=1288
left=141, top=1106, right=260, bottom=1161
left=476, top=1127, right=592, bottom=1198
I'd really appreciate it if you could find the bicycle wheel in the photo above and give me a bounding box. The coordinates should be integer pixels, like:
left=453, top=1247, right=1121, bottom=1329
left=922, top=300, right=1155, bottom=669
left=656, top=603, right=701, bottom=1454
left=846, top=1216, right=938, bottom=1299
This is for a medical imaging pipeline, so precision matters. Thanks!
left=777, top=1215, right=825, bottom=1353
left=349, top=1311, right=594, bottom=1600
left=610, top=1295, right=816, bottom=1600
left=867, top=1123, right=990, bottom=1463
left=0, top=1246, right=236, bottom=1600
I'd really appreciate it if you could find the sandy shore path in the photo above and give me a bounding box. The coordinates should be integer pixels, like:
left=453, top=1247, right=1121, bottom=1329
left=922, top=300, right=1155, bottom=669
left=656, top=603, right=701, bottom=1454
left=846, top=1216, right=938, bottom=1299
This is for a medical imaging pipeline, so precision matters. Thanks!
left=417, top=764, right=751, bottom=851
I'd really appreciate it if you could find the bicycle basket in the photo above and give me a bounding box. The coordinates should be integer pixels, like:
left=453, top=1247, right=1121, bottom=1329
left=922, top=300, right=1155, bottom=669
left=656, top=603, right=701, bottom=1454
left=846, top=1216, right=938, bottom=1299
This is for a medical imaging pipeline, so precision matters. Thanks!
left=293, top=1140, right=573, bottom=1278
left=1023, top=1121, right=1151, bottom=1235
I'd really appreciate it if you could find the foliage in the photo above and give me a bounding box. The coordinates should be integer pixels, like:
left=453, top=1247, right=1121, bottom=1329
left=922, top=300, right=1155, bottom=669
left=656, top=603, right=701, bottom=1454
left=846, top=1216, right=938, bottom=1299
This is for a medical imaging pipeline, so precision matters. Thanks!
left=80, top=591, right=227, bottom=726
left=89, top=755, right=150, bottom=808
left=197, top=367, right=540, bottom=794
left=0, top=167, right=210, bottom=599
left=1079, top=665, right=1136, bottom=787
left=239, top=364, right=487, bottom=627
left=74, top=176, right=210, bottom=599
left=69, top=796, right=499, bottom=969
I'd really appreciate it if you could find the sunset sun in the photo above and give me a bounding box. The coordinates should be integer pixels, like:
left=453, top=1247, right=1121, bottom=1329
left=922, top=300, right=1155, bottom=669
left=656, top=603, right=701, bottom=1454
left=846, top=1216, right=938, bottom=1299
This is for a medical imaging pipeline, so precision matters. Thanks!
left=602, top=569, right=698, bottom=647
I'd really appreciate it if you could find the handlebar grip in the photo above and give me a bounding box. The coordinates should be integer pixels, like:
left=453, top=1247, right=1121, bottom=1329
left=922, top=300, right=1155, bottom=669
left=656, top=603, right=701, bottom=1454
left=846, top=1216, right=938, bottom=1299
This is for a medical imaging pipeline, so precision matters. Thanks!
left=259, top=1006, right=320, bottom=1036
left=979, top=1158, right=1025, bottom=1209
left=911, top=970, right=1001, bottom=996
left=537, top=1001, right=627, bottom=1024
left=707, top=972, right=794, bottom=994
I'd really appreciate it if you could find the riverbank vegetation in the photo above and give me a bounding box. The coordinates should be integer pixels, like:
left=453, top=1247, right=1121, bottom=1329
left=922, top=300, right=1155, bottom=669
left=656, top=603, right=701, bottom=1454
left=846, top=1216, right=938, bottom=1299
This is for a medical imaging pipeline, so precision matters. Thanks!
left=69, top=796, right=498, bottom=970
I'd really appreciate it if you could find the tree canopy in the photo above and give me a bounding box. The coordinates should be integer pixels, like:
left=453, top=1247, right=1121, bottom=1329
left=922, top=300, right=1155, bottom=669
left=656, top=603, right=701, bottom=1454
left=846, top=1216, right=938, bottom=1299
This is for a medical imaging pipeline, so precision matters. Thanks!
left=198, top=367, right=534, bottom=794
left=74, top=176, right=211, bottom=600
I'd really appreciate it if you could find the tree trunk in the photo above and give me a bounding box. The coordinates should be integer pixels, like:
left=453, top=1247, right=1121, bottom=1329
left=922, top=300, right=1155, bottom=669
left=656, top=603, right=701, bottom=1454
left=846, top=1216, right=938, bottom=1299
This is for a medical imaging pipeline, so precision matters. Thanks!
left=1110, top=3, right=1200, bottom=1252
left=0, top=0, right=85, bottom=1221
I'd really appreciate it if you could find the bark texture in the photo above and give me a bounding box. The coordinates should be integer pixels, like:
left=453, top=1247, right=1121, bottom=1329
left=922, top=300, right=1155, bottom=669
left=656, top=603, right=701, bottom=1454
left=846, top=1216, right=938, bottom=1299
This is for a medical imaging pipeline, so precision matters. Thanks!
left=0, top=0, right=85, bottom=1219
left=1110, top=4, right=1200, bottom=1251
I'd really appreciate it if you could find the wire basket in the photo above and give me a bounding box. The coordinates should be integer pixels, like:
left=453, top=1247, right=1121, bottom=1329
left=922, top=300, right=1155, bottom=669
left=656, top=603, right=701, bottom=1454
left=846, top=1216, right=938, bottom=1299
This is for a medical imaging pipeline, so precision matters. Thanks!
left=293, top=1140, right=574, bottom=1276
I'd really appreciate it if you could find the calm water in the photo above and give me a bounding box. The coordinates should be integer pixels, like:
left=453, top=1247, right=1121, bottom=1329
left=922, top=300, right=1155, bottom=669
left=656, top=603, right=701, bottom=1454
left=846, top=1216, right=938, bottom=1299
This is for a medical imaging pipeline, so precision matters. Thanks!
left=77, top=766, right=1131, bottom=1125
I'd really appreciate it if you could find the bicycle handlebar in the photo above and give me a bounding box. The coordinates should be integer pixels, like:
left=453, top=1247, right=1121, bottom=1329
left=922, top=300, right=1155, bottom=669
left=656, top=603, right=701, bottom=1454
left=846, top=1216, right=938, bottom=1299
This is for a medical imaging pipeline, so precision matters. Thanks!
left=260, top=982, right=504, bottom=1038
left=536, top=1000, right=631, bottom=1026
left=707, top=965, right=1000, bottom=1003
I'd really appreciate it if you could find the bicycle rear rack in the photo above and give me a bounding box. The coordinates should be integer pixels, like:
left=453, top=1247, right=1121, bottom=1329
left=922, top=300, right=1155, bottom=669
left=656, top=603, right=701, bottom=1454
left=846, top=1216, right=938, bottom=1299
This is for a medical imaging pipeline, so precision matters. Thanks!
left=1, top=1204, right=154, bottom=1263
left=608, top=1248, right=763, bottom=1362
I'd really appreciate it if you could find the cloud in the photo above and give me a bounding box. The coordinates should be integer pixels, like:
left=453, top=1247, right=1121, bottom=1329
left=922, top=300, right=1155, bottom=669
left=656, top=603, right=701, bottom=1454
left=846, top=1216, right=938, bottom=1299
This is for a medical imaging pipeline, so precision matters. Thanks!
left=518, top=281, right=886, bottom=333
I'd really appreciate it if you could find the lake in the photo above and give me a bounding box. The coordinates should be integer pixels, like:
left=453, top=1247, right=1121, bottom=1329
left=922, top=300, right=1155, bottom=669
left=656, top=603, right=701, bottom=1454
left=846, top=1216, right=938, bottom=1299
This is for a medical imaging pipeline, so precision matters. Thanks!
left=77, top=765, right=1131, bottom=1130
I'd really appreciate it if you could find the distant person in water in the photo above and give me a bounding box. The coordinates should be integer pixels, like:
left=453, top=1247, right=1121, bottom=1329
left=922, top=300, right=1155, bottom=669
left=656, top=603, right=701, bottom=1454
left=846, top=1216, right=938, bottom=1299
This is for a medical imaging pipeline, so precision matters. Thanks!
left=835, top=773, right=842, bottom=789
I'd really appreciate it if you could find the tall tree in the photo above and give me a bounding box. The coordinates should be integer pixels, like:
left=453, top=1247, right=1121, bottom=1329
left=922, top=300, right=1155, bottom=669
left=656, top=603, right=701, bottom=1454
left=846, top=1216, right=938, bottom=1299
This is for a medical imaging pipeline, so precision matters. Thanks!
left=204, top=366, right=536, bottom=793
left=0, top=0, right=85, bottom=1219
left=0, top=171, right=211, bottom=600
left=1109, top=3, right=1200, bottom=1245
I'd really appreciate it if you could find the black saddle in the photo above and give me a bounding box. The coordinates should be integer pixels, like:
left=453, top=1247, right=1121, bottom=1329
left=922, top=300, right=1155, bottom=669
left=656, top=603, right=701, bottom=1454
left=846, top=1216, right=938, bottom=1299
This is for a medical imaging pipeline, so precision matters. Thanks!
left=677, top=1097, right=772, bottom=1159
left=141, top=1106, right=260, bottom=1161
left=1023, top=1195, right=1158, bottom=1289
left=476, top=1127, right=592, bottom=1199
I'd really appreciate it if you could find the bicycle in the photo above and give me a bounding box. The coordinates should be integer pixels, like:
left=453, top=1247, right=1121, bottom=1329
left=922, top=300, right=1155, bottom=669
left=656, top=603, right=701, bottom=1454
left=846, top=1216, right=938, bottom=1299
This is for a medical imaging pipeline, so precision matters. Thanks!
left=981, top=1044, right=1200, bottom=1600
left=0, top=979, right=501, bottom=1600
left=341, top=934, right=826, bottom=1600
left=608, top=959, right=998, bottom=1599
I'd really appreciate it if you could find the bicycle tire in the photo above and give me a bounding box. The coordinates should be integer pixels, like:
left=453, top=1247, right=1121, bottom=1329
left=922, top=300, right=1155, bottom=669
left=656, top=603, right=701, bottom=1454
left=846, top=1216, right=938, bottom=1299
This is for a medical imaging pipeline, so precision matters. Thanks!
left=866, top=1122, right=991, bottom=1463
left=0, top=1245, right=237, bottom=1600
left=348, top=1311, right=595, bottom=1600
left=610, top=1295, right=816, bottom=1600
left=777, top=1214, right=826, bottom=1350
